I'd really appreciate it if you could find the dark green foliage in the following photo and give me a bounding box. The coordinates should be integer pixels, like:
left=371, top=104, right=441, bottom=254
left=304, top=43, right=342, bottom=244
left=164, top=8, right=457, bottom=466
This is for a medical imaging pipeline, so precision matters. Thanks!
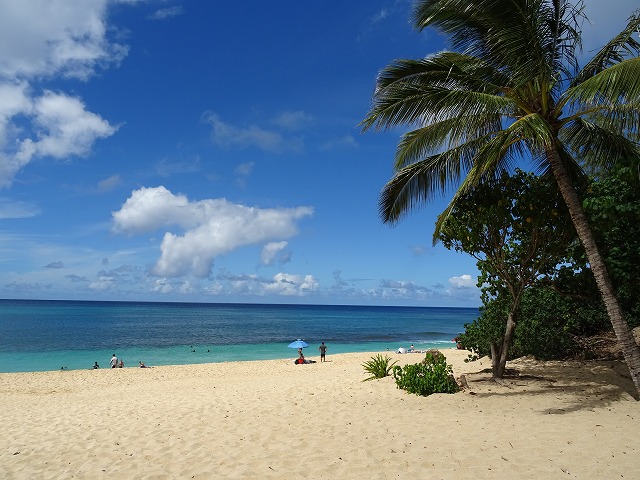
left=582, top=167, right=640, bottom=328
left=458, top=287, right=593, bottom=361
left=392, top=351, right=459, bottom=396
left=362, top=354, right=397, bottom=381
left=549, top=165, right=640, bottom=330
left=512, top=288, right=581, bottom=360
left=422, top=349, right=446, bottom=365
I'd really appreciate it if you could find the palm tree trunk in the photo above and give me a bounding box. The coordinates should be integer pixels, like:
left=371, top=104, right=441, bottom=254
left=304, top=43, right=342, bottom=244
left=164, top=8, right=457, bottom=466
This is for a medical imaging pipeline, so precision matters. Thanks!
left=547, top=148, right=640, bottom=398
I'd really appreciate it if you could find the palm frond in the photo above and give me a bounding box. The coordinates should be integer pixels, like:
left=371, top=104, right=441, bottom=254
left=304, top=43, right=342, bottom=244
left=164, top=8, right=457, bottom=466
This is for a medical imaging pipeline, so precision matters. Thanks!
left=560, top=118, right=640, bottom=170
left=570, top=104, right=640, bottom=141
left=412, top=0, right=582, bottom=83
left=379, top=136, right=492, bottom=224
left=361, top=55, right=511, bottom=132
left=572, top=12, right=640, bottom=86
left=394, top=113, right=502, bottom=169
left=562, top=57, right=640, bottom=109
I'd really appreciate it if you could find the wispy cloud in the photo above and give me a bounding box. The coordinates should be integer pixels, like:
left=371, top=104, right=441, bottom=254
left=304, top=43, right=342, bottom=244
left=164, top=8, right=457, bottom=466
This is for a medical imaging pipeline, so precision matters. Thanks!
left=0, top=198, right=40, bottom=218
left=203, top=112, right=304, bottom=154
left=148, top=6, right=185, bottom=21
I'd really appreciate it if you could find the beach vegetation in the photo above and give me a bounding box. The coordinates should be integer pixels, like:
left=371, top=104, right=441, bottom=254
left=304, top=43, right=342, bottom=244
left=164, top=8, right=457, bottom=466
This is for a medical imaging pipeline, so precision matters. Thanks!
left=458, top=164, right=640, bottom=362
left=459, top=287, right=582, bottom=361
left=361, top=0, right=640, bottom=396
left=438, top=169, right=574, bottom=376
left=362, top=354, right=397, bottom=381
left=392, top=351, right=460, bottom=396
left=559, top=166, right=640, bottom=329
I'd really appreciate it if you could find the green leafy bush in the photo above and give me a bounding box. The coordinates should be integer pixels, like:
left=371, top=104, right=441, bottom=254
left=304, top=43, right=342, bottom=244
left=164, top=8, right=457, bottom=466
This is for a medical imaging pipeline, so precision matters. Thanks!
left=458, top=287, right=583, bottom=361
left=362, top=354, right=397, bottom=381
left=392, top=351, right=459, bottom=396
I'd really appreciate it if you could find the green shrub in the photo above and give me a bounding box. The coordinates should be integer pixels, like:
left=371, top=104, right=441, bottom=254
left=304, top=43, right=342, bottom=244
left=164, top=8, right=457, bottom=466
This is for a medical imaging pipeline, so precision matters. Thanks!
left=422, top=349, right=446, bottom=365
left=362, top=354, right=397, bottom=381
left=392, top=351, right=459, bottom=396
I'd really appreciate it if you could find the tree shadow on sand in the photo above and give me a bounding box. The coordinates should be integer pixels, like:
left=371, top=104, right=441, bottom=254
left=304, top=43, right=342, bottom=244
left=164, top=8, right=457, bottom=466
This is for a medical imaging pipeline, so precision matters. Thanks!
left=458, top=357, right=638, bottom=412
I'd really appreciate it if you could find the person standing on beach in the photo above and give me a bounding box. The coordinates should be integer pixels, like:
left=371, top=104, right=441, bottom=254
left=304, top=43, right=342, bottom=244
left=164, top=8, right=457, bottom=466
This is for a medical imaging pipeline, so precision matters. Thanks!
left=110, top=354, right=118, bottom=368
left=319, top=342, right=327, bottom=362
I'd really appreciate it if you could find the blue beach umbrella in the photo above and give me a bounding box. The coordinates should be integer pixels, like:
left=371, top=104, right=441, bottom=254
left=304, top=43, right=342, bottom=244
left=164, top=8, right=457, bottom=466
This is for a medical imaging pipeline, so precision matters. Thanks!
left=288, top=339, right=309, bottom=349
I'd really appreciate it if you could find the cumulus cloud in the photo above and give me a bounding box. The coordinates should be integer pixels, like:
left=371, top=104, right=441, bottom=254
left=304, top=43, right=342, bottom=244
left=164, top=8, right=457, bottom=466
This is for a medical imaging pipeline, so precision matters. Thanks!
left=0, top=90, right=117, bottom=187
left=203, top=112, right=304, bottom=153
left=448, top=274, right=475, bottom=288
left=0, top=1, right=125, bottom=188
left=0, top=0, right=128, bottom=80
left=112, top=186, right=313, bottom=278
left=213, top=270, right=319, bottom=297
left=265, top=273, right=319, bottom=295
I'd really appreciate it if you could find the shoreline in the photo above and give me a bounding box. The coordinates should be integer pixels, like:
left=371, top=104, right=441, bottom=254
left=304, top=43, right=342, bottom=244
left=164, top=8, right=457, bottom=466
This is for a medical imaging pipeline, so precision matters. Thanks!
left=1, top=349, right=638, bottom=479
left=0, top=341, right=461, bottom=374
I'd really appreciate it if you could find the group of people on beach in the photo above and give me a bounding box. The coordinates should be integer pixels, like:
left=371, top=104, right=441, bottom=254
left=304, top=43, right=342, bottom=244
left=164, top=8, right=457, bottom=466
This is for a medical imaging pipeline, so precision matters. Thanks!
left=92, top=354, right=148, bottom=369
left=295, top=342, right=328, bottom=364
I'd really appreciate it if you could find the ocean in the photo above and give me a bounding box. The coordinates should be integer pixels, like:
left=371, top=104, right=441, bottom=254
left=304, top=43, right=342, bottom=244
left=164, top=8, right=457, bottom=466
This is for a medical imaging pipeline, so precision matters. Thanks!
left=0, top=299, right=478, bottom=372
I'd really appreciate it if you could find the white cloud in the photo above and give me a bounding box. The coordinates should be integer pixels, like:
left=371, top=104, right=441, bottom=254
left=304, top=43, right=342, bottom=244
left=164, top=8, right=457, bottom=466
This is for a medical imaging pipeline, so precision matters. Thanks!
left=32, top=91, right=116, bottom=157
left=261, top=241, right=288, bottom=265
left=264, top=273, right=319, bottom=296
left=448, top=274, right=475, bottom=288
left=112, top=186, right=314, bottom=278
left=207, top=270, right=318, bottom=298
left=204, top=112, right=304, bottom=153
left=0, top=90, right=117, bottom=187
left=0, top=0, right=127, bottom=80
left=0, top=0, right=127, bottom=188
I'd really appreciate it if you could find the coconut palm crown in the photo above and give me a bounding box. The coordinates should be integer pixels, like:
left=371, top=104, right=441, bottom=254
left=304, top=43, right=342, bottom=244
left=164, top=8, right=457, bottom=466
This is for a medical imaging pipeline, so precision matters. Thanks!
left=361, top=0, right=640, bottom=395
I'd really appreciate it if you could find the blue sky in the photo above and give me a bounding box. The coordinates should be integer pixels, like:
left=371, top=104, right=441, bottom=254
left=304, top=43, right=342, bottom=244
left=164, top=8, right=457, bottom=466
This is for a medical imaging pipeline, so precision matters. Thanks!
left=0, top=0, right=635, bottom=306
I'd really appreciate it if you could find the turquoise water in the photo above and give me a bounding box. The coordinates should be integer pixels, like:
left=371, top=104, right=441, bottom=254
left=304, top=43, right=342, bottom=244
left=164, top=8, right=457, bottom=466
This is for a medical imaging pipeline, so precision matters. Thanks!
left=0, top=300, right=478, bottom=372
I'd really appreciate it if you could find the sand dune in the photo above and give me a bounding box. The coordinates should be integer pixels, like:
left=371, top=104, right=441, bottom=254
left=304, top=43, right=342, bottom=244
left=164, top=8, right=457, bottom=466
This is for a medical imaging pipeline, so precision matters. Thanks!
left=1, top=349, right=638, bottom=479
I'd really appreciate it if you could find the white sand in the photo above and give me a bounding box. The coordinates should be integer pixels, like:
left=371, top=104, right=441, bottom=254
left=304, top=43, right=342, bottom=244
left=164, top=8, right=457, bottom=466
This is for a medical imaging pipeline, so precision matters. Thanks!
left=1, top=349, right=638, bottom=479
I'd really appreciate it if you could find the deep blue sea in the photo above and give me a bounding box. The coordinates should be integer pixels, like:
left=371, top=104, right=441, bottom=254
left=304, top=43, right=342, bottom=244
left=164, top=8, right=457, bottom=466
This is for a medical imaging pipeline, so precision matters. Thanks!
left=0, top=299, right=478, bottom=372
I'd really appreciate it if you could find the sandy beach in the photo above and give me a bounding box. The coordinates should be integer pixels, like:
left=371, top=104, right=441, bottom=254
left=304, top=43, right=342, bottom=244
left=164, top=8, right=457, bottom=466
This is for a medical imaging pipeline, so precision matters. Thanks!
left=1, top=349, right=638, bottom=479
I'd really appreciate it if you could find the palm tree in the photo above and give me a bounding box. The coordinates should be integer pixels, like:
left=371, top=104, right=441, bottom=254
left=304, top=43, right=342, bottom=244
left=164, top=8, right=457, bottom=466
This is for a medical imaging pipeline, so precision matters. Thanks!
left=361, top=0, right=640, bottom=395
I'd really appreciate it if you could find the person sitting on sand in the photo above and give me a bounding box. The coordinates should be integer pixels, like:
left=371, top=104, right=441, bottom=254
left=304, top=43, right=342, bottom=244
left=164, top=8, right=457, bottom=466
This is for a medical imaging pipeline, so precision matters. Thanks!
left=118, top=359, right=124, bottom=368
left=92, top=361, right=99, bottom=369
left=139, top=361, right=147, bottom=368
